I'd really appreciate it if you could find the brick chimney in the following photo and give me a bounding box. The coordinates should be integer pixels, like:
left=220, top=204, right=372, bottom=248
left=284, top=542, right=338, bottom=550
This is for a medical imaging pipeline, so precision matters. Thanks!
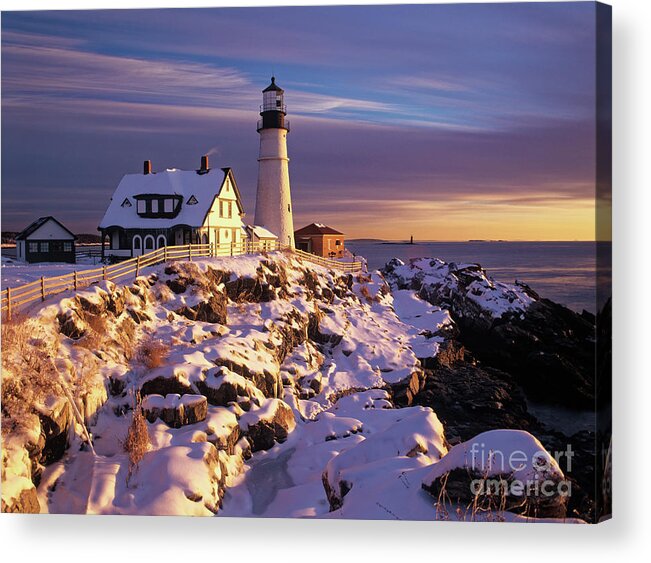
left=199, top=155, right=209, bottom=174
left=143, top=160, right=152, bottom=175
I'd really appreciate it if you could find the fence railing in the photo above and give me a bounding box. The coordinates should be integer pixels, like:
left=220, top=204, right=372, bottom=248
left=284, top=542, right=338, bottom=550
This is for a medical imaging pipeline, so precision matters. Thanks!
left=1, top=241, right=363, bottom=320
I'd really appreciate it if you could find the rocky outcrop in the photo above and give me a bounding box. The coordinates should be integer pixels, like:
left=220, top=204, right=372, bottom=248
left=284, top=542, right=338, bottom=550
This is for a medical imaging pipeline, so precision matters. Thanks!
left=383, top=258, right=596, bottom=409
left=36, top=396, right=73, bottom=465
left=142, top=394, right=208, bottom=428
left=1, top=486, right=40, bottom=514
left=176, top=293, right=228, bottom=324
left=422, top=466, right=568, bottom=520
left=238, top=399, right=296, bottom=452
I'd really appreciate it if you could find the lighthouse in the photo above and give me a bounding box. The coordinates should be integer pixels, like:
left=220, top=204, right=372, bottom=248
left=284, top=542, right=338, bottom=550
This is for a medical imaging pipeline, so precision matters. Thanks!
left=254, top=77, right=295, bottom=248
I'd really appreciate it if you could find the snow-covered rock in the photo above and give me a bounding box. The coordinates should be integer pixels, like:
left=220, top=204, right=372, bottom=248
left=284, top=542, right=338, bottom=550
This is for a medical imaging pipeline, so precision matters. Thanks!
left=142, top=394, right=208, bottom=428
left=421, top=429, right=569, bottom=519
left=239, top=398, right=296, bottom=452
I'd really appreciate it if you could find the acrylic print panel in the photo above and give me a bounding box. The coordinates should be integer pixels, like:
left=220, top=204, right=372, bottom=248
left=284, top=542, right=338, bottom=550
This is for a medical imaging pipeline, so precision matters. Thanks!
left=0, top=2, right=611, bottom=523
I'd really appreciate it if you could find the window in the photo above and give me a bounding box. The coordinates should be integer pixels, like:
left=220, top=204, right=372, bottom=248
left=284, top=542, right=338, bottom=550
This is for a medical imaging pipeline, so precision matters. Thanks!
left=227, top=201, right=232, bottom=218
left=133, top=236, right=141, bottom=250
left=121, top=198, right=132, bottom=208
left=335, top=239, right=341, bottom=246
left=40, top=242, right=49, bottom=253
left=288, top=204, right=291, bottom=213
left=137, top=200, right=146, bottom=214
left=187, top=195, right=198, bottom=205
left=29, top=242, right=38, bottom=253
left=151, top=199, right=159, bottom=213
left=64, top=242, right=73, bottom=252
left=164, top=199, right=174, bottom=213
left=219, top=200, right=224, bottom=217
left=144, top=236, right=154, bottom=250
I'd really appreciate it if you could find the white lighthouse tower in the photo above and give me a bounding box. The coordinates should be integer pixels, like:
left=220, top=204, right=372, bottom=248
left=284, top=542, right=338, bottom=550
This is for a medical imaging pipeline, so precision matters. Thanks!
left=254, top=77, right=295, bottom=248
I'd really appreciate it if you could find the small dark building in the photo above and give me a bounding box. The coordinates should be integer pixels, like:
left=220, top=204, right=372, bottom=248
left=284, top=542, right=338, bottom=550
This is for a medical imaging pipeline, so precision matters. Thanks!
left=15, top=216, right=76, bottom=264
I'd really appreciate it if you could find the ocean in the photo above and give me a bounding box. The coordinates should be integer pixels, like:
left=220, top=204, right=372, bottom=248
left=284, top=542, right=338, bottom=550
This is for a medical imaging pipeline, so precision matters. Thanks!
left=346, top=240, right=611, bottom=314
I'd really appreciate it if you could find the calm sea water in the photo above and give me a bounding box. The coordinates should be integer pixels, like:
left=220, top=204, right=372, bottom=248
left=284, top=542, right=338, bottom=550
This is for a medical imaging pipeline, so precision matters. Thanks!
left=347, top=241, right=611, bottom=314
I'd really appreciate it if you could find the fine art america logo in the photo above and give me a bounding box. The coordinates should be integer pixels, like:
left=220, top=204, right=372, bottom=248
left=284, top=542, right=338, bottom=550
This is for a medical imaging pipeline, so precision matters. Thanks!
left=467, top=443, right=575, bottom=498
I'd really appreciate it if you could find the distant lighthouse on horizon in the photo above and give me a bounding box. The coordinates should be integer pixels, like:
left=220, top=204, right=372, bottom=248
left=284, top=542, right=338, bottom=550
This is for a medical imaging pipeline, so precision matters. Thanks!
left=254, top=76, right=295, bottom=248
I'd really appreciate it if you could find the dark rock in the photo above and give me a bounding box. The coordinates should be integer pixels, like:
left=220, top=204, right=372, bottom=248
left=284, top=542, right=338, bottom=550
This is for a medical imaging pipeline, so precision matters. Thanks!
left=126, top=308, right=150, bottom=324
left=412, top=361, right=536, bottom=443
left=389, top=370, right=424, bottom=407
left=37, top=397, right=73, bottom=465
left=166, top=279, right=188, bottom=294
left=175, top=293, right=227, bottom=325
left=108, top=375, right=127, bottom=397
left=240, top=400, right=296, bottom=452
left=225, top=277, right=264, bottom=302
left=78, top=295, right=104, bottom=316
left=422, top=467, right=568, bottom=520
left=57, top=311, right=85, bottom=339
left=383, top=261, right=596, bottom=409
left=197, top=367, right=259, bottom=406
left=142, top=394, right=208, bottom=428
left=140, top=376, right=193, bottom=397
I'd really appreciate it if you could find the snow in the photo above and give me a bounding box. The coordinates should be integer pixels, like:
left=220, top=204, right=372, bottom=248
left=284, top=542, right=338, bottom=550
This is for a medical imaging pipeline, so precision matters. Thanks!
left=385, top=257, right=536, bottom=318
left=246, top=225, right=278, bottom=240
left=1, top=255, right=102, bottom=289
left=2, top=250, right=575, bottom=522
left=421, top=429, right=564, bottom=487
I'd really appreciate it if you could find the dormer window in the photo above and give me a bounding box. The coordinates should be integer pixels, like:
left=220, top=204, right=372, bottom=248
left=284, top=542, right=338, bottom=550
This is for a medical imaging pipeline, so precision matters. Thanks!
left=134, top=194, right=182, bottom=218
left=187, top=195, right=198, bottom=205
left=121, top=198, right=132, bottom=207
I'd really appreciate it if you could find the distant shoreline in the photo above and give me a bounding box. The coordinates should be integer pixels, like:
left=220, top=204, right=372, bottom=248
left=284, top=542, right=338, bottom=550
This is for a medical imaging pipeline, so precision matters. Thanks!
left=347, top=239, right=603, bottom=244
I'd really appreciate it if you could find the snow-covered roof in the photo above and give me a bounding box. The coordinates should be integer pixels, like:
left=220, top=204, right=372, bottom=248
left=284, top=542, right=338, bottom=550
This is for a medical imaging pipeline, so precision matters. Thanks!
left=16, top=216, right=76, bottom=241
left=99, top=167, right=243, bottom=229
left=294, top=222, right=344, bottom=236
left=245, top=225, right=278, bottom=240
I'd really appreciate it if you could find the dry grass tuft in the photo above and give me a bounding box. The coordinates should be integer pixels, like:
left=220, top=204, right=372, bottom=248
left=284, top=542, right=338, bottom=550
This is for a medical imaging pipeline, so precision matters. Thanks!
left=1, top=315, right=59, bottom=436
left=135, top=337, right=169, bottom=369
left=358, top=284, right=379, bottom=304
left=115, top=317, right=137, bottom=361
left=123, top=396, right=150, bottom=483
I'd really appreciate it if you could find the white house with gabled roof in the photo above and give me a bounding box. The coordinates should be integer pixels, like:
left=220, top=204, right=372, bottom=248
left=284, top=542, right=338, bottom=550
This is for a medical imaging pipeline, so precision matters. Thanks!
left=98, top=156, right=245, bottom=260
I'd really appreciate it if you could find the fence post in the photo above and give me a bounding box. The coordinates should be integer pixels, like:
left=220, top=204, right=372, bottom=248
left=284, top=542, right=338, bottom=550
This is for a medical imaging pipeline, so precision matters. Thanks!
left=102, top=266, right=107, bottom=281
left=73, top=271, right=78, bottom=291
left=136, top=255, right=141, bottom=278
left=41, top=276, right=45, bottom=301
left=6, top=287, right=11, bottom=321
left=188, top=244, right=192, bottom=262
left=210, top=242, right=214, bottom=258
left=164, top=246, right=168, bottom=262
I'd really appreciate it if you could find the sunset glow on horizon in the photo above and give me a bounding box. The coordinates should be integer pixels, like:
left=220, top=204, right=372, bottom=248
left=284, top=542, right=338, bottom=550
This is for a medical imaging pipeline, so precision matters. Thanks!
left=1, top=3, right=605, bottom=240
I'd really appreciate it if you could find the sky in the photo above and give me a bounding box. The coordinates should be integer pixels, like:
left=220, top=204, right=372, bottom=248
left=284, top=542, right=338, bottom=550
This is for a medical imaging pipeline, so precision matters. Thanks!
left=1, top=2, right=606, bottom=240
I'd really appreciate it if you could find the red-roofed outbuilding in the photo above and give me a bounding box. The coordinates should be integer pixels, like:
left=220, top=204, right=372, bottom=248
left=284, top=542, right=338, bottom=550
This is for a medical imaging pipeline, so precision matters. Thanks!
left=294, top=223, right=345, bottom=258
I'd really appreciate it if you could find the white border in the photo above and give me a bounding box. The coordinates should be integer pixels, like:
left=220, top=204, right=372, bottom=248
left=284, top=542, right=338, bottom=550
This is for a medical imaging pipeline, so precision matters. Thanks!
left=1, top=0, right=650, bottom=560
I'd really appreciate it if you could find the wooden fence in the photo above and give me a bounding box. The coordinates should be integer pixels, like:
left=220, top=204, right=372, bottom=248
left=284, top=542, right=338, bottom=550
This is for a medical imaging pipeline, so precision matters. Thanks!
left=1, top=241, right=363, bottom=320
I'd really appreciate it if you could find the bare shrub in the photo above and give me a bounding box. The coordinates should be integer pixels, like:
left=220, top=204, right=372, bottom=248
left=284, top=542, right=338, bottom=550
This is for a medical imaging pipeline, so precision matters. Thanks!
left=1, top=315, right=59, bottom=436
left=74, top=311, right=108, bottom=353
left=123, top=400, right=150, bottom=482
left=135, top=337, right=169, bottom=369
left=115, top=317, right=137, bottom=361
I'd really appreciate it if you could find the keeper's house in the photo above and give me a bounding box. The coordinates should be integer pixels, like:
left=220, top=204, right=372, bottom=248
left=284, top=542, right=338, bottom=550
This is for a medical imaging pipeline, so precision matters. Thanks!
left=15, top=216, right=77, bottom=264
left=294, top=223, right=345, bottom=258
left=98, top=157, right=245, bottom=260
